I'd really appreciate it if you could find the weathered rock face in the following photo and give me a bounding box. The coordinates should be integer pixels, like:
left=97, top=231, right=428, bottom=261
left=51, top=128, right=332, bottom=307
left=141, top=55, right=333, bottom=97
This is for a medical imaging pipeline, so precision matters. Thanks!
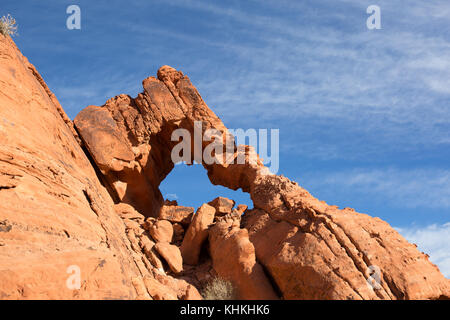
left=208, top=197, right=235, bottom=216
left=149, top=220, right=174, bottom=243
left=158, top=203, right=194, bottom=226
left=180, top=204, right=216, bottom=266
left=209, top=218, right=279, bottom=300
left=154, top=242, right=183, bottom=274
left=242, top=175, right=450, bottom=300
left=0, top=35, right=201, bottom=301
left=0, top=35, right=142, bottom=299
left=113, top=200, right=202, bottom=300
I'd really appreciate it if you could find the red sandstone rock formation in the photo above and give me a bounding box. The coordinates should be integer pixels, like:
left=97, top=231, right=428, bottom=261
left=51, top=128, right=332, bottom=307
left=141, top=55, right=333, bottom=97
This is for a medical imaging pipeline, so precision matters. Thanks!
left=0, top=34, right=200, bottom=300
left=209, top=217, right=279, bottom=300
left=73, top=64, right=450, bottom=300
left=154, top=242, right=183, bottom=274
left=158, top=203, right=194, bottom=226
left=0, top=33, right=449, bottom=300
left=181, top=204, right=216, bottom=266
left=208, top=196, right=235, bottom=216
left=149, top=220, right=174, bottom=243
left=0, top=35, right=141, bottom=299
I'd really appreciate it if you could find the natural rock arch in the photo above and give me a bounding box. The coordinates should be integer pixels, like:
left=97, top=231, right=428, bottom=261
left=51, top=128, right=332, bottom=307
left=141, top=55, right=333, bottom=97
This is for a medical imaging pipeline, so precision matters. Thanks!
left=74, top=66, right=266, bottom=217
left=74, top=66, right=450, bottom=300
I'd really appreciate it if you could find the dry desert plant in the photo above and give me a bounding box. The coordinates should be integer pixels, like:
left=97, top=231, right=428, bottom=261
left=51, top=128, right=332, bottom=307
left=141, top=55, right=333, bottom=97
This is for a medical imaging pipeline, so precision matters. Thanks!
left=202, top=277, right=236, bottom=300
left=0, top=14, right=18, bottom=37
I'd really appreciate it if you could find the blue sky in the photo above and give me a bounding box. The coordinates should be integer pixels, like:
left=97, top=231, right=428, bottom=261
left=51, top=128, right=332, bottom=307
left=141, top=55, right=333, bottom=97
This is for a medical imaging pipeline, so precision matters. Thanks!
left=2, top=0, right=449, bottom=276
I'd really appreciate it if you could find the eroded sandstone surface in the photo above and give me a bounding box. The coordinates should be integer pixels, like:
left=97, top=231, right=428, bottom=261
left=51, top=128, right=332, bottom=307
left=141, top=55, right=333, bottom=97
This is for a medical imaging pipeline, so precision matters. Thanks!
left=0, top=34, right=449, bottom=300
left=0, top=35, right=141, bottom=299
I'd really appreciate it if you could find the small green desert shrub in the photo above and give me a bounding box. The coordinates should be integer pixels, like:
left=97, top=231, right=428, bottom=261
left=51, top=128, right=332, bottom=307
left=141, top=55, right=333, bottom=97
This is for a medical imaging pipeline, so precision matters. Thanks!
left=202, top=277, right=236, bottom=300
left=0, top=14, right=18, bottom=37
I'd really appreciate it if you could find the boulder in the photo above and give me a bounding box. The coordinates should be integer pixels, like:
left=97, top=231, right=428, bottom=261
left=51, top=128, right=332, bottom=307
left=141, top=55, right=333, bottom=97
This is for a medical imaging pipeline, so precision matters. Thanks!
left=180, top=204, right=216, bottom=265
left=137, top=235, right=164, bottom=271
left=143, top=276, right=178, bottom=300
left=154, top=242, right=183, bottom=274
left=183, top=285, right=203, bottom=300
left=74, top=64, right=450, bottom=300
left=208, top=197, right=235, bottom=216
left=158, top=205, right=194, bottom=226
left=114, top=203, right=145, bottom=221
left=153, top=272, right=202, bottom=300
left=235, top=204, right=248, bottom=215
left=209, top=220, right=279, bottom=300
left=149, top=220, right=174, bottom=243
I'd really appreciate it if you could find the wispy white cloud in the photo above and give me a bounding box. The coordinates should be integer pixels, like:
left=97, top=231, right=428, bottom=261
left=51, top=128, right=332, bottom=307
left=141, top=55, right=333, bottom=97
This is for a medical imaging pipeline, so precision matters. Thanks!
left=402, top=0, right=450, bottom=19
left=397, top=223, right=450, bottom=278
left=52, top=69, right=144, bottom=119
left=300, top=168, right=450, bottom=209
left=143, top=0, right=450, bottom=155
left=41, top=0, right=450, bottom=158
left=165, top=193, right=179, bottom=200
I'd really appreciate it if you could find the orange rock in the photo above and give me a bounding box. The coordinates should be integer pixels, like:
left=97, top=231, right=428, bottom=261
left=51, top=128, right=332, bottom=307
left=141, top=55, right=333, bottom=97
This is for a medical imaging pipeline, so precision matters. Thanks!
left=149, top=220, right=174, bottom=243
left=131, top=277, right=152, bottom=300
left=172, top=223, right=185, bottom=244
left=123, top=219, right=142, bottom=231
left=74, top=63, right=450, bottom=300
left=143, top=276, right=178, bottom=300
left=235, top=204, right=248, bottom=215
left=183, top=284, right=203, bottom=300
left=152, top=272, right=202, bottom=300
left=180, top=204, right=216, bottom=265
left=208, top=197, right=235, bottom=216
left=0, top=35, right=142, bottom=299
left=209, top=220, right=279, bottom=300
left=114, top=203, right=145, bottom=221
left=158, top=205, right=194, bottom=226
left=136, top=234, right=163, bottom=271
left=74, top=103, right=163, bottom=217
left=154, top=242, right=183, bottom=274
left=243, top=175, right=450, bottom=300
left=164, top=199, right=178, bottom=206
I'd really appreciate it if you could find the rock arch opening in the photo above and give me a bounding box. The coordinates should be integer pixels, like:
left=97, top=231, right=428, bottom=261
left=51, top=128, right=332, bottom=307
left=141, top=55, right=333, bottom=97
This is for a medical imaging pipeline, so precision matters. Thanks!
left=74, top=65, right=267, bottom=218
left=159, top=163, right=253, bottom=211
